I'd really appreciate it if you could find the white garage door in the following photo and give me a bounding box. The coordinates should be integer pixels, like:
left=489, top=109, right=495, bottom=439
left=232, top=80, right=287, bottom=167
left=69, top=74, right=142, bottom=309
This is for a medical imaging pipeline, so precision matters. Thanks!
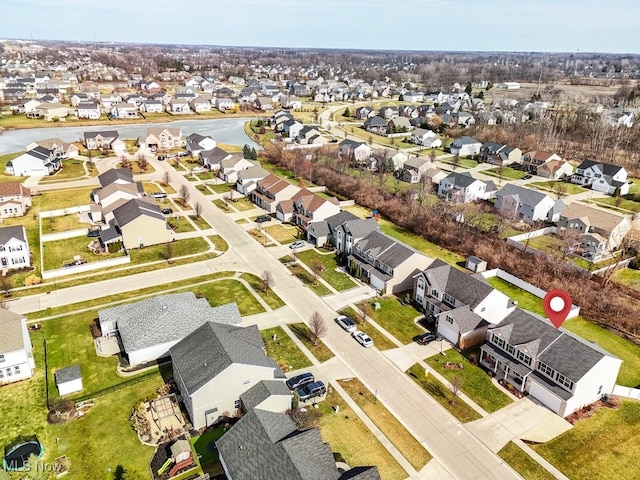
left=529, top=381, right=562, bottom=414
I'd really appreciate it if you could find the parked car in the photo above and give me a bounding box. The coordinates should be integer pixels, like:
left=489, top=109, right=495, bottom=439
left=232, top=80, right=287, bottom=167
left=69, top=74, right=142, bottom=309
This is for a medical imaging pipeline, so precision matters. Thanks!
left=157, top=155, right=166, bottom=161
left=192, top=166, right=204, bottom=173
left=335, top=315, right=357, bottom=333
left=286, top=372, right=315, bottom=390
left=256, top=215, right=272, bottom=223
left=352, top=330, right=373, bottom=348
left=523, top=174, right=533, bottom=180
left=177, top=152, right=189, bottom=157
left=416, top=332, right=436, bottom=345
left=297, top=381, right=326, bottom=402
left=289, top=240, right=306, bottom=249
left=151, top=192, right=168, bottom=199
left=161, top=208, right=173, bottom=215
left=87, top=227, right=101, bottom=238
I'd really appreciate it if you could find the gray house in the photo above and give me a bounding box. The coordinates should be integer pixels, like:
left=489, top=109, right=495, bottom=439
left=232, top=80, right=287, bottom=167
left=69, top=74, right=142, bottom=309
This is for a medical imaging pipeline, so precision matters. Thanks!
left=170, top=322, right=286, bottom=429
left=494, top=184, right=564, bottom=223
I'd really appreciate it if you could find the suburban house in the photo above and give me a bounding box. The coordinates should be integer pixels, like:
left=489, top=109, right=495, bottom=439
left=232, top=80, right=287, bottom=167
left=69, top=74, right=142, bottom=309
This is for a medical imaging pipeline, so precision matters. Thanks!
left=307, top=211, right=365, bottom=248
left=169, top=98, right=192, bottom=114
left=494, top=184, right=565, bottom=223
left=140, top=100, right=164, bottom=113
left=364, top=115, right=388, bottom=134
left=438, top=172, right=496, bottom=203
left=236, top=165, right=269, bottom=195
left=98, top=292, right=242, bottom=366
left=251, top=174, right=301, bottom=214
left=6, top=146, right=61, bottom=177
left=288, top=190, right=340, bottom=230
left=84, top=130, right=120, bottom=151
left=92, top=181, right=145, bottom=209
left=110, top=104, right=138, bottom=119
left=34, top=102, right=68, bottom=121
left=571, top=160, right=629, bottom=195
left=200, top=147, right=232, bottom=170
left=557, top=202, right=632, bottom=255
left=76, top=102, right=101, bottom=119
left=537, top=160, right=574, bottom=180
left=26, top=138, right=79, bottom=159
left=371, top=149, right=410, bottom=171
left=479, top=142, right=522, bottom=166
left=0, top=182, right=31, bottom=219
left=0, top=309, right=35, bottom=385
left=186, top=133, right=217, bottom=156
left=413, top=260, right=515, bottom=347
left=216, top=397, right=380, bottom=480
left=215, top=97, right=234, bottom=110
left=348, top=229, right=433, bottom=294
left=480, top=308, right=622, bottom=417
left=400, top=157, right=436, bottom=183
left=410, top=128, right=442, bottom=148
left=337, top=139, right=371, bottom=163
left=522, top=151, right=562, bottom=174
left=140, top=128, right=185, bottom=151
left=101, top=198, right=175, bottom=250
left=189, top=96, right=212, bottom=113
left=98, top=168, right=135, bottom=188
left=0, top=225, right=30, bottom=270
left=218, top=155, right=257, bottom=183
left=170, top=321, right=285, bottom=429
left=449, top=136, right=482, bottom=157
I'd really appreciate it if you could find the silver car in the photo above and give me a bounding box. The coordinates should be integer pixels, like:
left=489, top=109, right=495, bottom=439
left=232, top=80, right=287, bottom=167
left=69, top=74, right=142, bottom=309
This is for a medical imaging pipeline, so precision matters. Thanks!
left=335, top=315, right=357, bottom=333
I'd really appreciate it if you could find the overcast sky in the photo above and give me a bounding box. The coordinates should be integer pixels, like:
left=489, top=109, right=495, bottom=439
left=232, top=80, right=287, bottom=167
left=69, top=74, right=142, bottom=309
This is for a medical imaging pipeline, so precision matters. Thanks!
left=0, top=0, right=638, bottom=54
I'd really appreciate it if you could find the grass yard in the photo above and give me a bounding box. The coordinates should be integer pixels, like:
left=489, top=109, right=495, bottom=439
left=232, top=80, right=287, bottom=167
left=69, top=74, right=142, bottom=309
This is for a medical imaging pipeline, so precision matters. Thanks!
left=439, top=157, right=478, bottom=169
left=521, top=233, right=565, bottom=253
left=208, top=183, right=234, bottom=194
left=263, top=223, right=300, bottom=244
left=289, top=323, right=335, bottom=363
left=38, top=160, right=93, bottom=184
left=286, top=262, right=333, bottom=296
left=39, top=187, right=95, bottom=210
left=42, top=236, right=122, bottom=271
left=191, top=426, right=225, bottom=468
left=40, top=214, right=87, bottom=235
left=533, top=399, right=640, bottom=480
left=167, top=216, right=196, bottom=233
left=260, top=326, right=313, bottom=372
left=357, top=296, right=423, bottom=344
left=486, top=277, right=546, bottom=316
left=248, top=228, right=273, bottom=246
left=406, top=364, right=482, bottom=423
left=498, top=442, right=556, bottom=480
left=317, top=389, right=408, bottom=480
left=185, top=278, right=265, bottom=316
left=0, top=152, right=26, bottom=182
left=296, top=250, right=357, bottom=291
left=594, top=196, right=640, bottom=213
left=239, top=272, right=286, bottom=310
left=229, top=197, right=257, bottom=212
left=426, top=349, right=513, bottom=413
left=208, top=235, right=228, bottom=253
left=338, top=378, right=432, bottom=470
left=190, top=215, right=211, bottom=230
left=338, top=307, right=398, bottom=351
left=212, top=198, right=232, bottom=212
left=482, top=166, right=527, bottom=180
left=129, top=238, right=210, bottom=263
left=528, top=180, right=586, bottom=196
left=345, top=127, right=413, bottom=150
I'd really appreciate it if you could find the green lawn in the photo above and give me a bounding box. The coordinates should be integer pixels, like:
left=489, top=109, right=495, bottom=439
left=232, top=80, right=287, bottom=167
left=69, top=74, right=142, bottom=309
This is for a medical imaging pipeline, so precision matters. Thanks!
left=286, top=262, right=333, bottom=296
left=338, top=378, right=432, bottom=470
left=191, top=426, right=225, bottom=466
left=167, top=216, right=196, bottom=233
left=129, top=238, right=210, bottom=263
left=528, top=180, right=586, bottom=196
left=357, top=296, right=423, bottom=344
left=41, top=214, right=87, bottom=235
left=486, top=277, right=546, bottom=316
left=39, top=187, right=95, bottom=209
left=426, top=349, right=513, bottom=413
left=339, top=307, right=398, bottom=351
left=38, top=159, right=94, bottom=184
left=260, top=326, right=313, bottom=372
left=190, top=215, right=211, bottom=230
left=317, top=389, right=407, bottom=480
left=230, top=197, right=257, bottom=212
left=439, top=157, right=478, bottom=169
left=239, top=272, right=286, bottom=310
left=406, top=364, right=482, bottom=423
left=483, top=167, right=527, bottom=180
left=296, top=250, right=357, bottom=291
left=533, top=399, right=640, bottom=480
left=289, top=323, right=335, bottom=363
left=521, top=233, right=565, bottom=252
left=595, top=196, right=640, bottom=213
left=185, top=279, right=265, bottom=316
left=208, top=183, right=234, bottom=194
left=498, top=442, right=556, bottom=480
left=42, top=236, right=125, bottom=271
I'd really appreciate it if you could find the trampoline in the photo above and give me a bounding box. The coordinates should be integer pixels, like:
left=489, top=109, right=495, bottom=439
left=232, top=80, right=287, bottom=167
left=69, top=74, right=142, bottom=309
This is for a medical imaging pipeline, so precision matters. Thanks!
left=3, top=437, right=44, bottom=471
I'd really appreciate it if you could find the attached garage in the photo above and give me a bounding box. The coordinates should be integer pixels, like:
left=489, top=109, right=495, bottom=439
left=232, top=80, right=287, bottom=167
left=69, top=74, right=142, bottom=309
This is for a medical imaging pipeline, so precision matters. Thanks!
left=529, top=381, right=563, bottom=415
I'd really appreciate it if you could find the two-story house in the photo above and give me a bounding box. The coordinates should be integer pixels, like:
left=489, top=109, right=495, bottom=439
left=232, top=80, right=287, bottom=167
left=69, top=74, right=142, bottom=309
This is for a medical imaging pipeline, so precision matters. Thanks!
left=76, top=102, right=101, bottom=119
left=338, top=139, right=371, bottom=163
left=522, top=151, right=562, bottom=174
left=364, top=115, right=388, bottom=135
left=438, top=172, right=496, bottom=203
left=84, top=130, right=120, bottom=151
left=26, top=138, right=79, bottom=160
left=287, top=191, right=340, bottom=231
left=449, top=136, right=482, bottom=157
left=348, top=230, right=433, bottom=294
left=399, top=157, right=437, bottom=183
left=250, top=174, right=301, bottom=214
left=479, top=141, right=522, bottom=166
left=413, top=260, right=515, bottom=348
left=410, top=128, right=442, bottom=148
left=185, top=133, right=217, bottom=156
left=571, top=160, right=629, bottom=195
left=0, top=309, right=35, bottom=385
left=0, top=182, right=31, bottom=219
left=0, top=225, right=31, bottom=270
left=494, top=184, right=565, bottom=223
left=480, top=308, right=622, bottom=417
left=6, top=146, right=61, bottom=177
left=141, top=128, right=185, bottom=151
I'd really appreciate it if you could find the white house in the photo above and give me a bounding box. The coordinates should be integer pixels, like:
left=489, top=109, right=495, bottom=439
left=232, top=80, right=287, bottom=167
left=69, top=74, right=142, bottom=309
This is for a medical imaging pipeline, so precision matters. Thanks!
left=186, top=133, right=217, bottom=156
left=494, top=184, right=564, bottom=223
left=55, top=364, right=83, bottom=396
left=170, top=322, right=286, bottom=429
left=338, top=139, right=371, bottom=162
left=438, top=172, right=494, bottom=203
left=0, top=309, right=35, bottom=385
left=76, top=102, right=101, bottom=119
left=571, top=160, right=629, bottom=196
left=6, top=147, right=61, bottom=177
left=411, top=128, right=442, bottom=148
left=0, top=225, right=31, bottom=270
left=218, top=155, right=256, bottom=183
left=449, top=136, right=482, bottom=157
left=0, top=181, right=32, bottom=219
left=98, top=293, right=242, bottom=366
left=215, top=98, right=235, bottom=110
left=480, top=308, right=622, bottom=417
left=413, top=260, right=515, bottom=348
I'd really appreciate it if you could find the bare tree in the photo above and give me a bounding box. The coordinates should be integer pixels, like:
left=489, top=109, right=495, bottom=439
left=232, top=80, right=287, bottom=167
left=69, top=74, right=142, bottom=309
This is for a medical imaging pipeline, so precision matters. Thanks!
left=451, top=153, right=460, bottom=171
left=120, top=154, right=130, bottom=169
left=309, top=312, right=327, bottom=346
left=261, top=270, right=274, bottom=293
left=161, top=171, right=170, bottom=186
left=358, top=302, right=371, bottom=325
left=193, top=202, right=203, bottom=219
left=552, top=181, right=568, bottom=199
left=309, top=258, right=324, bottom=285
left=163, top=242, right=174, bottom=264
left=137, top=152, right=148, bottom=171
left=178, top=184, right=190, bottom=205
left=449, top=375, right=464, bottom=406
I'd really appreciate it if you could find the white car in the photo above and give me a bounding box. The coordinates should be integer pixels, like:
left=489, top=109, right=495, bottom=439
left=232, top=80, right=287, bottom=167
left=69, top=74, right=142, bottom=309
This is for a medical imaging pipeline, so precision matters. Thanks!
left=289, top=240, right=306, bottom=249
left=352, top=330, right=373, bottom=348
left=335, top=315, right=357, bottom=333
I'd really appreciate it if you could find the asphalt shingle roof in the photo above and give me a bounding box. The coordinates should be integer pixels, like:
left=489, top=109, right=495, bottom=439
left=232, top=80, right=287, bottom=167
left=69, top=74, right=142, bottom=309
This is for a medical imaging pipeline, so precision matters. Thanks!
left=240, top=380, right=291, bottom=412
left=54, top=364, right=81, bottom=384
left=112, top=198, right=164, bottom=227
left=0, top=225, right=26, bottom=245
left=98, top=168, right=133, bottom=188
left=0, top=309, right=27, bottom=354
left=423, top=259, right=493, bottom=309
left=496, top=183, right=552, bottom=208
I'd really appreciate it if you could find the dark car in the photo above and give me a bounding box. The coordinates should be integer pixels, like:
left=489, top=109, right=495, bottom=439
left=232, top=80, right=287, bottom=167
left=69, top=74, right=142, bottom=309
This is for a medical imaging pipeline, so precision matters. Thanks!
left=87, top=227, right=101, bottom=238
left=157, top=155, right=165, bottom=161
left=523, top=174, right=533, bottom=180
left=286, top=372, right=315, bottom=390
left=298, top=381, right=326, bottom=402
left=256, top=215, right=272, bottom=223
left=416, top=332, right=436, bottom=345
left=161, top=208, right=173, bottom=215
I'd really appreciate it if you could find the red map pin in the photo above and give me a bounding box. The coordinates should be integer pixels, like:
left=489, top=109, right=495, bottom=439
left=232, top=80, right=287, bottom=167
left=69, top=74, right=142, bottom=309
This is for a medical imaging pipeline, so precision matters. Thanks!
left=543, top=289, right=572, bottom=329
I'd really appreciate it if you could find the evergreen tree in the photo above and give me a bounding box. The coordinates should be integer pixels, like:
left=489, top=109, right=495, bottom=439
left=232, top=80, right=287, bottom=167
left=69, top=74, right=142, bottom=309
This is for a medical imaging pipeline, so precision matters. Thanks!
left=465, top=82, right=473, bottom=95
left=343, top=107, right=351, bottom=118
left=250, top=147, right=258, bottom=160
left=242, top=144, right=250, bottom=158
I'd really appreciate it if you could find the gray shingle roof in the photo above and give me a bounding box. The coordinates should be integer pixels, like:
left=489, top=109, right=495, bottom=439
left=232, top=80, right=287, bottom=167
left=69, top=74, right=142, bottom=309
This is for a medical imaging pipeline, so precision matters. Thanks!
left=216, top=409, right=340, bottom=480
left=451, top=136, right=479, bottom=147
left=422, top=259, right=494, bottom=309
left=55, top=364, right=81, bottom=384
left=170, top=322, right=278, bottom=396
left=0, top=225, right=27, bottom=245
left=444, top=171, right=480, bottom=188
left=340, top=467, right=382, bottom=480
left=98, top=168, right=133, bottom=188
left=240, top=380, right=291, bottom=411
left=0, top=309, right=27, bottom=354
left=99, top=292, right=241, bottom=354
left=200, top=146, right=230, bottom=165
left=343, top=218, right=379, bottom=238
left=576, top=159, right=624, bottom=176
left=445, top=306, right=487, bottom=334
left=84, top=130, right=119, bottom=142
left=496, top=183, right=551, bottom=208
left=112, top=198, right=164, bottom=227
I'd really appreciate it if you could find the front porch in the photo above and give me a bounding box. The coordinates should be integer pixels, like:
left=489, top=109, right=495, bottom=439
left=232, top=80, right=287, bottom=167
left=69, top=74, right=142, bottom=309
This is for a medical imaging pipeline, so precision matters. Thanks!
left=480, top=344, right=529, bottom=395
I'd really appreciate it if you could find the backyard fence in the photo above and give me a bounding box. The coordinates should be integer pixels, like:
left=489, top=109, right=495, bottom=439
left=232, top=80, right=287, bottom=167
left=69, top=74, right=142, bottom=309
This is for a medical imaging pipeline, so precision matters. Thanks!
left=42, top=255, right=130, bottom=280
left=613, top=385, right=640, bottom=400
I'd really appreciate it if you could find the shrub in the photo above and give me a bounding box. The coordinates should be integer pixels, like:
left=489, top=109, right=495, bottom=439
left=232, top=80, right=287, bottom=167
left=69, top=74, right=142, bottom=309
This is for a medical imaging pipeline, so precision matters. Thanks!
left=24, top=274, right=42, bottom=286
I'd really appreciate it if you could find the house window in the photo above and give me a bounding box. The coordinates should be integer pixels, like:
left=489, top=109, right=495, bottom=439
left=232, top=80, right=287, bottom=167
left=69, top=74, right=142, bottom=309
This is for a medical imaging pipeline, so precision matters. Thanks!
left=431, top=289, right=439, bottom=298
left=597, top=385, right=603, bottom=395
left=13, top=365, right=20, bottom=374
left=506, top=345, right=515, bottom=355
left=0, top=354, right=3, bottom=363
left=5, top=368, right=12, bottom=377
left=516, top=350, right=532, bottom=366
left=491, top=333, right=505, bottom=349
left=442, top=293, right=455, bottom=307
left=480, top=307, right=486, bottom=312
left=537, top=361, right=554, bottom=378
left=555, top=373, right=574, bottom=390
left=242, top=378, right=251, bottom=385
left=446, top=316, right=453, bottom=324
left=233, top=399, right=241, bottom=409
left=0, top=370, right=3, bottom=378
